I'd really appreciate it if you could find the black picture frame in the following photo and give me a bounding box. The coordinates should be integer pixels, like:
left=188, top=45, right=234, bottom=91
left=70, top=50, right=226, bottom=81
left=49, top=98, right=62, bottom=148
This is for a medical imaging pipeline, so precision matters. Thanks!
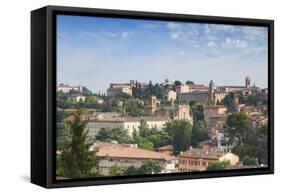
left=31, top=5, right=274, bottom=188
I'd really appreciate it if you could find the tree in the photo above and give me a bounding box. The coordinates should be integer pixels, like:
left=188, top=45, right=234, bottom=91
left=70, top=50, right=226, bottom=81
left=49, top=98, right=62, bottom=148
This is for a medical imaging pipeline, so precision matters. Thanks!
left=242, top=156, right=258, bottom=165
left=96, top=127, right=133, bottom=144
left=191, top=104, right=204, bottom=121
left=138, top=119, right=151, bottom=138
left=82, top=86, right=93, bottom=96
left=125, top=100, right=145, bottom=117
left=185, top=80, right=195, bottom=84
left=56, top=122, right=72, bottom=150
left=207, top=160, right=230, bottom=171
left=222, top=92, right=235, bottom=113
left=109, top=165, right=123, bottom=176
left=165, top=120, right=192, bottom=155
left=174, top=80, right=182, bottom=86
left=57, top=110, right=102, bottom=178
left=137, top=137, right=154, bottom=150
left=138, top=160, right=161, bottom=174
left=95, top=128, right=112, bottom=142
left=124, top=166, right=139, bottom=176
left=191, top=120, right=209, bottom=147
left=224, top=112, right=252, bottom=146
left=246, top=95, right=258, bottom=106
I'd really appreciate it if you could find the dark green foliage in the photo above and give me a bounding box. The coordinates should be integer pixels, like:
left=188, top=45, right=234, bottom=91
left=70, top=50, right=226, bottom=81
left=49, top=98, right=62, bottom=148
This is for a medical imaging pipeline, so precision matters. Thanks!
left=245, top=95, right=258, bottom=106
left=225, top=112, right=252, bottom=145
left=138, top=160, right=162, bottom=174
left=57, top=110, right=102, bottom=178
left=124, top=100, right=145, bottom=117
left=185, top=80, right=195, bottom=84
left=123, top=160, right=162, bottom=176
left=242, top=156, right=258, bottom=165
left=191, top=104, right=204, bottom=121
left=191, top=120, right=209, bottom=147
left=109, top=165, right=123, bottom=176
left=82, top=86, right=93, bottom=96
left=165, top=120, right=192, bottom=155
left=222, top=92, right=235, bottom=113
left=56, top=122, right=72, bottom=150
left=207, top=160, right=230, bottom=171
left=96, top=127, right=133, bottom=144
left=225, top=113, right=268, bottom=164
left=123, top=166, right=139, bottom=176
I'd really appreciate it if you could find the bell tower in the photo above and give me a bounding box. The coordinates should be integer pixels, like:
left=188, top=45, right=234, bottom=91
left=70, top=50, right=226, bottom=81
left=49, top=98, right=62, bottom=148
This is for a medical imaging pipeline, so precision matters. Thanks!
left=245, top=75, right=251, bottom=88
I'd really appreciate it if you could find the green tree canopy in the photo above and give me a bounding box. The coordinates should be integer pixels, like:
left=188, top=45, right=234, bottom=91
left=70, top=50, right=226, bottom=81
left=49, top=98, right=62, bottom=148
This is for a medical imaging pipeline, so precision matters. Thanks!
left=185, top=80, right=195, bottom=84
left=207, top=160, right=230, bottom=171
left=57, top=110, right=102, bottom=178
left=242, top=156, right=258, bottom=165
left=138, top=159, right=161, bottom=174
left=165, top=120, right=192, bottom=155
left=225, top=112, right=252, bottom=145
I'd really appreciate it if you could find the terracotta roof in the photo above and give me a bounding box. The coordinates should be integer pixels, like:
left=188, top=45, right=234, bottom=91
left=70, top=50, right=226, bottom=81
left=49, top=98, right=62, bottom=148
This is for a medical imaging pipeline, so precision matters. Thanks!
left=179, top=148, right=225, bottom=160
left=70, top=94, right=84, bottom=97
left=157, top=145, right=173, bottom=151
left=88, top=116, right=171, bottom=122
left=204, top=105, right=226, bottom=109
left=96, top=142, right=174, bottom=161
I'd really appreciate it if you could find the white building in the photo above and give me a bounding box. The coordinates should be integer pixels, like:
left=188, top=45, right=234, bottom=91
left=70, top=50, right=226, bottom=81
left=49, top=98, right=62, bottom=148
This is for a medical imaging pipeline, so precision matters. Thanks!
left=95, top=142, right=176, bottom=175
left=164, top=90, right=177, bottom=102
left=57, top=84, right=83, bottom=93
left=86, top=113, right=171, bottom=137
left=68, top=94, right=86, bottom=102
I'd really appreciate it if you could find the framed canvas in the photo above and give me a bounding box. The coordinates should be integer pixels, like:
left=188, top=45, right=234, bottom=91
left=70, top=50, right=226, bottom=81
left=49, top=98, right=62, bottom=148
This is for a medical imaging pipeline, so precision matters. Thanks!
left=31, top=5, right=274, bottom=188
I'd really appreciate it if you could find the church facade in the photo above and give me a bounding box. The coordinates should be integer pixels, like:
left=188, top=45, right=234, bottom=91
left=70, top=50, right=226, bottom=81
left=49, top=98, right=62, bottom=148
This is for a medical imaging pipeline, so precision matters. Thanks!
left=177, top=76, right=256, bottom=105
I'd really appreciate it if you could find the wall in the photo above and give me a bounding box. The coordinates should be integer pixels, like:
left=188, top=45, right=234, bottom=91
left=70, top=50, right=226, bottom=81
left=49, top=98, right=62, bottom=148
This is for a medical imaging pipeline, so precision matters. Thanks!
left=0, top=0, right=279, bottom=193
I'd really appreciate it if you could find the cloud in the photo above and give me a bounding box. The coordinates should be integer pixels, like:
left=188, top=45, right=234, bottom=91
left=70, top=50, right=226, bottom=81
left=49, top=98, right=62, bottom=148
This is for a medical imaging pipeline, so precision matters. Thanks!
left=179, top=51, right=185, bottom=56
left=170, top=31, right=184, bottom=40
left=142, top=24, right=161, bottom=29
left=102, top=31, right=118, bottom=37
left=207, top=41, right=217, bottom=47
left=122, top=32, right=129, bottom=38
left=167, top=22, right=182, bottom=30
left=223, top=38, right=248, bottom=49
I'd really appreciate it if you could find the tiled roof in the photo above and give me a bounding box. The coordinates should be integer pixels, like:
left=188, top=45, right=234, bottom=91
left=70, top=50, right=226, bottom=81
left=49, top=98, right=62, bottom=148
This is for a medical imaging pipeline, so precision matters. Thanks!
left=179, top=148, right=225, bottom=160
left=157, top=145, right=173, bottom=151
left=96, top=142, right=174, bottom=161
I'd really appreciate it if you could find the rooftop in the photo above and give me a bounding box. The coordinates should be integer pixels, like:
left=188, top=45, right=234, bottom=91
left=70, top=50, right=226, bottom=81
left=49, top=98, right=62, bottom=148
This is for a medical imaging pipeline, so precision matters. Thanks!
left=96, top=142, right=174, bottom=161
left=179, top=148, right=225, bottom=160
left=157, top=145, right=173, bottom=151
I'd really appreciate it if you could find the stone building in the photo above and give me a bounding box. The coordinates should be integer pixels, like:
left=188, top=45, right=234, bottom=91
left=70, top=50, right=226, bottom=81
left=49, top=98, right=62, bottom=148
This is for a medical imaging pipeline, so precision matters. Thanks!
left=204, top=105, right=228, bottom=129
left=144, top=96, right=193, bottom=123
left=57, top=84, right=83, bottom=93
left=107, top=83, right=132, bottom=97
left=176, top=76, right=257, bottom=105
left=178, top=147, right=239, bottom=172
left=68, top=93, right=86, bottom=102
left=96, top=142, right=176, bottom=175
left=85, top=112, right=171, bottom=137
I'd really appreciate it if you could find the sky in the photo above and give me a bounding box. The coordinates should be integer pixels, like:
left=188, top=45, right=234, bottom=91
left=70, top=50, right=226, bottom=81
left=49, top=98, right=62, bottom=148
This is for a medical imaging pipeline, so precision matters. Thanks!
left=57, top=15, right=268, bottom=94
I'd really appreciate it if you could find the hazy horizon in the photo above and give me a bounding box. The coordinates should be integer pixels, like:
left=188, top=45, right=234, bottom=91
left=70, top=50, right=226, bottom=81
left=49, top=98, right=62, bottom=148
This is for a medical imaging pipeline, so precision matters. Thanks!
left=57, top=15, right=268, bottom=94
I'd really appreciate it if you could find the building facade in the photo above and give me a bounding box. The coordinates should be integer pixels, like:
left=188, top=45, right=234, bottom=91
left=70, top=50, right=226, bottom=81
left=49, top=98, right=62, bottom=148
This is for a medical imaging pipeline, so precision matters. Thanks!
left=57, top=84, right=83, bottom=93
left=178, top=148, right=239, bottom=172
left=96, top=142, right=176, bottom=175
left=86, top=112, right=171, bottom=137
left=107, top=83, right=133, bottom=97
left=204, top=105, right=228, bottom=129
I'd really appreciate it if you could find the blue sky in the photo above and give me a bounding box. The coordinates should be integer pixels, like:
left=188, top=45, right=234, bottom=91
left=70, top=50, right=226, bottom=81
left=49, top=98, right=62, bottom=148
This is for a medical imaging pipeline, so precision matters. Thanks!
left=57, top=15, right=268, bottom=93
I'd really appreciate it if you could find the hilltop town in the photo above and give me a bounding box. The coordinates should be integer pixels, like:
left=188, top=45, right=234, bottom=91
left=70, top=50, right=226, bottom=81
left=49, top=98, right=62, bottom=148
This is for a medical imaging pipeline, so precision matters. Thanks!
left=56, top=76, right=268, bottom=178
